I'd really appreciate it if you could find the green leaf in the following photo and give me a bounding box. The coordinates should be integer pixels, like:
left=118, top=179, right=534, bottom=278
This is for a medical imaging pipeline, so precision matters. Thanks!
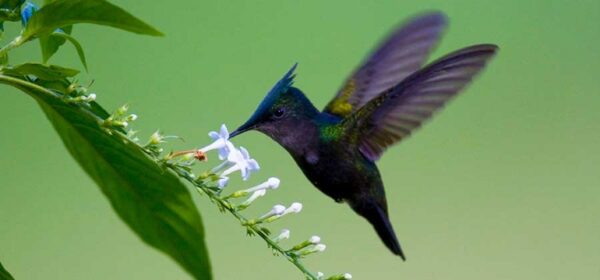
left=22, top=0, right=163, bottom=41
left=0, top=261, right=14, bottom=280
left=2, top=63, right=79, bottom=81
left=39, top=25, right=73, bottom=64
left=50, top=31, right=88, bottom=71
left=0, top=75, right=212, bottom=280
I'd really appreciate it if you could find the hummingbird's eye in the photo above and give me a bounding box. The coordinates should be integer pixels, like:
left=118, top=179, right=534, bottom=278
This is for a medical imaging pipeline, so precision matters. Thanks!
left=273, top=107, right=285, bottom=118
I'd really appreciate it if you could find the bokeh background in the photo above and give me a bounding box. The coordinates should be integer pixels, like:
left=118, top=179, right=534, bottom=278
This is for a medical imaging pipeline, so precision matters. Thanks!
left=1, top=0, right=599, bottom=279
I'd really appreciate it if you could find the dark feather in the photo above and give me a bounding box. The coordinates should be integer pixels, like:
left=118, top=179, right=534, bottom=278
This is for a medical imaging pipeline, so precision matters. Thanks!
left=353, top=44, right=499, bottom=161
left=323, top=12, right=448, bottom=117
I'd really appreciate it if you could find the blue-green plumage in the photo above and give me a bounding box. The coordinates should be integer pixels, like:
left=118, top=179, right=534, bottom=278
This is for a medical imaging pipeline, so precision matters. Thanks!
left=230, top=11, right=498, bottom=260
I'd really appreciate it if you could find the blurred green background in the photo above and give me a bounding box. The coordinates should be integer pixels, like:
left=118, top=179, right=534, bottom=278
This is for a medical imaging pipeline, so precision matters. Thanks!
left=1, top=0, right=599, bottom=279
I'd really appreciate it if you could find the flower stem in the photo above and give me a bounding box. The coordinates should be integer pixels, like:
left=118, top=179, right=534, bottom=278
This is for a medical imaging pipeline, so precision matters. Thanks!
left=170, top=166, right=319, bottom=280
left=0, top=35, right=25, bottom=58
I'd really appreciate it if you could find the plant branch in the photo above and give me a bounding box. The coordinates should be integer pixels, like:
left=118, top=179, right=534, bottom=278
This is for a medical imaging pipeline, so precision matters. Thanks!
left=0, top=73, right=325, bottom=279
left=169, top=165, right=320, bottom=280
left=0, top=35, right=25, bottom=58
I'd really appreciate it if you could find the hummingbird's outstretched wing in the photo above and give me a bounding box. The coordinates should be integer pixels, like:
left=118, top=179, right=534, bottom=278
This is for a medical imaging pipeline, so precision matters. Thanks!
left=349, top=44, right=498, bottom=161
left=323, top=12, right=448, bottom=118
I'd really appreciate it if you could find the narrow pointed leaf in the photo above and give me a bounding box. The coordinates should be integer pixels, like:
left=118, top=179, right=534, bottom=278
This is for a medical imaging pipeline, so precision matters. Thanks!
left=22, top=0, right=163, bottom=41
left=0, top=75, right=212, bottom=280
left=39, top=25, right=72, bottom=63
left=2, top=63, right=79, bottom=80
left=50, top=32, right=88, bottom=71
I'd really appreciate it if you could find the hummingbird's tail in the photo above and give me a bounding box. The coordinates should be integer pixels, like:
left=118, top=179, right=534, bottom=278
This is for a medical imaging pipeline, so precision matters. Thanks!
left=350, top=199, right=406, bottom=260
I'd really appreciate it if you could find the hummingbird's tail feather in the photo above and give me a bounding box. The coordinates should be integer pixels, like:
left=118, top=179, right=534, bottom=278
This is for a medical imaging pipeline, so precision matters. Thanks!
left=350, top=200, right=406, bottom=260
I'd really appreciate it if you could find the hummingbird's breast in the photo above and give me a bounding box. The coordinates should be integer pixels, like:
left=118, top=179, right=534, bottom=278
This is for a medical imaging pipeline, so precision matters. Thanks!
left=292, top=138, right=380, bottom=203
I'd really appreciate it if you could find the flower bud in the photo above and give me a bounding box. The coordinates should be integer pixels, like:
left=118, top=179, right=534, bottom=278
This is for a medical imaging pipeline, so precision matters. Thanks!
left=290, top=235, right=322, bottom=252
left=263, top=202, right=303, bottom=223
left=237, top=189, right=267, bottom=210
left=217, top=176, right=229, bottom=189
left=309, top=235, right=321, bottom=244
left=20, top=2, right=38, bottom=26
left=116, top=104, right=129, bottom=116
left=148, top=131, right=164, bottom=145
left=284, top=202, right=303, bottom=215
left=267, top=177, right=280, bottom=189
left=273, top=229, right=290, bottom=243
left=325, top=273, right=353, bottom=280
left=126, top=114, right=138, bottom=121
left=298, top=243, right=326, bottom=256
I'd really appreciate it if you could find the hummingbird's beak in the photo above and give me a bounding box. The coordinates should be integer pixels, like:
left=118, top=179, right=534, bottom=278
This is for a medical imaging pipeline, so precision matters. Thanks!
left=229, top=119, right=256, bottom=138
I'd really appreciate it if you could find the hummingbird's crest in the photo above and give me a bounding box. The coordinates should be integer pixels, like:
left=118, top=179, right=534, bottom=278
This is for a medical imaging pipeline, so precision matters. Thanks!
left=259, top=63, right=297, bottom=107
left=230, top=63, right=311, bottom=138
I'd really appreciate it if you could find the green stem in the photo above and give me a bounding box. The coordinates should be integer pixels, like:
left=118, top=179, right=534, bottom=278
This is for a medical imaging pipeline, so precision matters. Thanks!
left=0, top=35, right=25, bottom=58
left=171, top=167, right=319, bottom=280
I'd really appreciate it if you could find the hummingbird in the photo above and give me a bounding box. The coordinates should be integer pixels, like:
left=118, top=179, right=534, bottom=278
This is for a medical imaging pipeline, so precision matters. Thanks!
left=229, top=12, right=498, bottom=260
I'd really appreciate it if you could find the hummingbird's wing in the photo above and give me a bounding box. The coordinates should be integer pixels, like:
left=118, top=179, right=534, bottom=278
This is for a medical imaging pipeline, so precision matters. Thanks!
left=323, top=12, right=448, bottom=118
left=349, top=44, right=498, bottom=161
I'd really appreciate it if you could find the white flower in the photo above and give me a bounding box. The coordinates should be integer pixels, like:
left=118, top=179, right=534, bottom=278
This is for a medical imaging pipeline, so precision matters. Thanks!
left=245, top=177, right=280, bottom=193
left=299, top=243, right=326, bottom=256
left=200, top=124, right=234, bottom=159
left=309, top=235, right=321, bottom=244
left=283, top=202, right=303, bottom=215
left=222, top=146, right=260, bottom=180
left=315, top=244, right=326, bottom=252
left=273, top=229, right=290, bottom=242
left=343, top=273, right=352, bottom=279
left=225, top=177, right=280, bottom=199
left=238, top=189, right=267, bottom=209
left=259, top=204, right=286, bottom=220
left=290, top=234, right=322, bottom=251
left=317, top=272, right=324, bottom=280
left=262, top=202, right=303, bottom=223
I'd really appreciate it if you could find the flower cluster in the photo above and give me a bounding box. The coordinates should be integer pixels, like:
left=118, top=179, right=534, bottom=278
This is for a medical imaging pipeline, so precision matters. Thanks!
left=100, top=104, right=139, bottom=137
left=191, top=124, right=351, bottom=280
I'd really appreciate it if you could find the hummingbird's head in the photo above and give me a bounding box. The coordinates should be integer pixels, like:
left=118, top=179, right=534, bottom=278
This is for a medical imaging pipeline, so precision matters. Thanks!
left=230, top=64, right=319, bottom=142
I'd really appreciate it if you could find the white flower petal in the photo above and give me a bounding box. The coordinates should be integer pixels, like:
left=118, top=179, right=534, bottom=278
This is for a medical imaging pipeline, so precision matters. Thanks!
left=217, top=177, right=229, bottom=188
left=208, top=131, right=220, bottom=140
left=240, top=146, right=250, bottom=159
left=248, top=159, right=260, bottom=171
left=220, top=124, right=229, bottom=139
